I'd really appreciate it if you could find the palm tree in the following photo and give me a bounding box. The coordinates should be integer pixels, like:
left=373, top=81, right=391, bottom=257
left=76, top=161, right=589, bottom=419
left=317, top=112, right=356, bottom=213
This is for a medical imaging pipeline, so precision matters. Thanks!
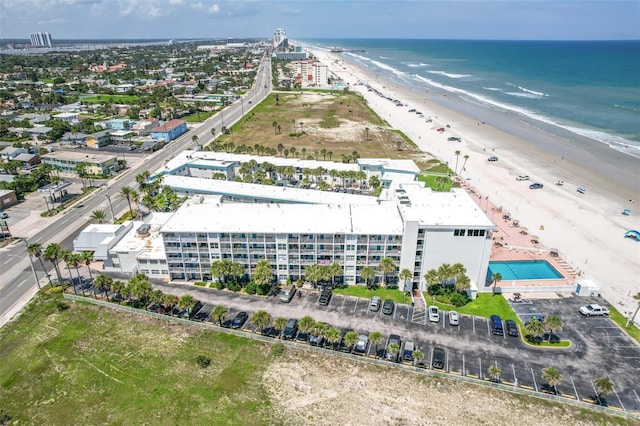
left=460, top=155, right=470, bottom=176
left=163, top=294, right=178, bottom=314
left=437, top=263, right=453, bottom=285
left=43, top=243, right=64, bottom=283
left=626, top=292, right=640, bottom=327
left=454, top=150, right=461, bottom=174
left=191, top=134, right=199, bottom=148
left=210, top=127, right=216, bottom=140
left=273, top=316, right=288, bottom=338
left=150, top=289, right=165, bottom=305
left=93, top=273, right=113, bottom=301
left=251, top=310, right=272, bottom=334
left=364, top=127, right=370, bottom=140
left=491, top=272, right=502, bottom=295
left=81, top=251, right=94, bottom=285
left=455, top=275, right=471, bottom=292
left=544, top=314, right=564, bottom=342
left=369, top=331, right=384, bottom=358
left=273, top=122, right=279, bottom=135
left=298, top=315, right=316, bottom=335
left=90, top=209, right=106, bottom=223
left=593, top=377, right=614, bottom=405
left=386, top=342, right=400, bottom=360
left=252, top=259, right=273, bottom=286
left=424, top=269, right=440, bottom=288
left=344, top=331, right=359, bottom=353
left=525, top=318, right=545, bottom=342
left=398, top=268, right=413, bottom=292
left=27, top=242, right=52, bottom=286
left=118, top=185, right=135, bottom=217
left=360, top=266, right=376, bottom=289
left=412, top=349, right=424, bottom=366
left=488, top=365, right=501, bottom=382
left=541, top=367, right=562, bottom=395
left=63, top=251, right=82, bottom=295
left=111, top=280, right=125, bottom=301
left=178, top=294, right=197, bottom=318
left=378, top=257, right=397, bottom=287
left=325, top=327, right=341, bottom=350
left=211, top=305, right=228, bottom=326
left=329, top=262, right=343, bottom=286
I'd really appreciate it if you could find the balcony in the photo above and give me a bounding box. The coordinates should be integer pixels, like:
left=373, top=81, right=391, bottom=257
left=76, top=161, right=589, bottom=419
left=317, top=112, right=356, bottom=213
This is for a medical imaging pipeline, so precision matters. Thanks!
left=163, top=237, right=179, bottom=242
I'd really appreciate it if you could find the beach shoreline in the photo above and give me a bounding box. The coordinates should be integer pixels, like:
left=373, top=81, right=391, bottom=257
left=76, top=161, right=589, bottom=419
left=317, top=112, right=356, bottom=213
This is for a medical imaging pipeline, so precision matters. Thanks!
left=310, top=48, right=640, bottom=316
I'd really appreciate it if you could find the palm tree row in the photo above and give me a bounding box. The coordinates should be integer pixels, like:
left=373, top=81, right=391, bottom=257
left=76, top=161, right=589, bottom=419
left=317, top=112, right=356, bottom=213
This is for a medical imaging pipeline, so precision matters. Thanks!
left=524, top=314, right=564, bottom=343
left=132, top=172, right=181, bottom=214
left=31, top=242, right=95, bottom=294
left=423, top=262, right=470, bottom=292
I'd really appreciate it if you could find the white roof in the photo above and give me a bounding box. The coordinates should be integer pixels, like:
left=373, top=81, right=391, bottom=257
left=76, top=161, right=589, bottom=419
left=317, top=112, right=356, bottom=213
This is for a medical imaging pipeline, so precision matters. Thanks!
left=111, top=213, right=173, bottom=259
left=358, top=158, right=421, bottom=174
left=162, top=175, right=379, bottom=205
left=397, top=184, right=494, bottom=228
left=161, top=196, right=404, bottom=235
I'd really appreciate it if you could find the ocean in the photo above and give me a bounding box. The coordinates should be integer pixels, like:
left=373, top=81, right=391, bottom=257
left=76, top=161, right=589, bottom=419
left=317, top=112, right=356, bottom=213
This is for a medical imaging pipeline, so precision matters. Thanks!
left=303, top=39, right=640, bottom=158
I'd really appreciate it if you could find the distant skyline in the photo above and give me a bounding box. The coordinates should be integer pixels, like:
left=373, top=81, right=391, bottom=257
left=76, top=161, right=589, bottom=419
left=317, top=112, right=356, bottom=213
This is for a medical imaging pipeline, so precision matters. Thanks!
left=1, top=0, right=638, bottom=41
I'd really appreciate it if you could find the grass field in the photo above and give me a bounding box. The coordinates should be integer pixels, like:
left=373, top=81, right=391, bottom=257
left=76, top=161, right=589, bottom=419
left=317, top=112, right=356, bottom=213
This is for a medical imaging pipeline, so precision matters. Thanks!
left=332, top=286, right=410, bottom=304
left=80, top=94, right=139, bottom=104
left=609, top=305, right=640, bottom=343
left=424, top=293, right=520, bottom=322
left=183, top=110, right=216, bottom=123
left=0, top=292, right=277, bottom=425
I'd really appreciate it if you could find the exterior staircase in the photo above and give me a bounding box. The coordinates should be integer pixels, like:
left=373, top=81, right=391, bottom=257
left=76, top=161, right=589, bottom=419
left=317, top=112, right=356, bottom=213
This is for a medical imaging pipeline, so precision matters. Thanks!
left=411, top=289, right=427, bottom=324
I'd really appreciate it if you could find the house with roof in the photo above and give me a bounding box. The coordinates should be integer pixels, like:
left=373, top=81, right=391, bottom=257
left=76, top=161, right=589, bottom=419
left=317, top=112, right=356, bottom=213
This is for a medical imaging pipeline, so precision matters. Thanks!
left=150, top=119, right=187, bottom=142
left=86, top=130, right=111, bottom=149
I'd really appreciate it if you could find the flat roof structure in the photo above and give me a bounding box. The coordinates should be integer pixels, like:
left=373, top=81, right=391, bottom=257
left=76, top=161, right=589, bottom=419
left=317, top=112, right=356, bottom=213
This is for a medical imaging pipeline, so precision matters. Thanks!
left=41, top=150, right=117, bottom=163
left=111, top=213, right=173, bottom=260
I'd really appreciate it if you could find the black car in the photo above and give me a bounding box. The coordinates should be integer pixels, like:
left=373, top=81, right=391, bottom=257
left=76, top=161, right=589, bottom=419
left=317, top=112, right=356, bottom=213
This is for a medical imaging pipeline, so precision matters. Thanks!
left=487, top=156, right=499, bottom=161
left=432, top=348, right=446, bottom=370
left=230, top=311, right=249, bottom=329
left=382, top=298, right=395, bottom=315
left=529, top=183, right=544, bottom=189
left=282, top=318, right=298, bottom=340
left=505, top=319, right=519, bottom=337
left=318, top=289, right=332, bottom=306
left=385, top=334, right=401, bottom=362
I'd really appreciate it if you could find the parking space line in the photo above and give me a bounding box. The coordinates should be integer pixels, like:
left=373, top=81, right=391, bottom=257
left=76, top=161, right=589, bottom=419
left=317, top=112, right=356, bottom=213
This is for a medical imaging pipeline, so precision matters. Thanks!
left=570, top=376, right=580, bottom=401
left=608, top=375, right=626, bottom=411
left=512, top=364, right=517, bottom=385
left=486, top=318, right=491, bottom=336
left=462, top=354, right=465, bottom=376
left=479, top=357, right=482, bottom=379
left=341, top=296, right=347, bottom=309
left=520, top=385, right=534, bottom=390
left=530, top=368, right=538, bottom=392
left=633, top=389, right=640, bottom=404
left=472, top=316, right=476, bottom=334
left=590, top=380, right=600, bottom=404
left=353, top=298, right=359, bottom=312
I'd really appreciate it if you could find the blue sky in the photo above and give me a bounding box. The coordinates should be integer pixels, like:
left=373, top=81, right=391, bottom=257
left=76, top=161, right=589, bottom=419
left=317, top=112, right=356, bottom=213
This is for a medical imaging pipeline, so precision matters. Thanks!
left=1, top=0, right=638, bottom=40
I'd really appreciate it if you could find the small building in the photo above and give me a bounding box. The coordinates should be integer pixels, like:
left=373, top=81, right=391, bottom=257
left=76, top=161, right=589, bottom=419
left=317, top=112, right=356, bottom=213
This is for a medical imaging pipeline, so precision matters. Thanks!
left=73, top=222, right=133, bottom=262
left=109, top=130, right=135, bottom=144
left=133, top=119, right=159, bottom=136
left=52, top=112, right=79, bottom=123
left=86, top=130, right=111, bottom=149
left=41, top=151, right=119, bottom=176
left=0, top=189, right=18, bottom=209
left=150, top=119, right=187, bottom=142
left=13, top=152, right=41, bottom=168
left=107, top=118, right=134, bottom=130
left=0, top=146, right=29, bottom=161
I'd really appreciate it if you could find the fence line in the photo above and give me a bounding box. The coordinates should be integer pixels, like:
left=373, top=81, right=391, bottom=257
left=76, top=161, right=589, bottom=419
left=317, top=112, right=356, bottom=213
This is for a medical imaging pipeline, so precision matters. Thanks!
left=481, top=285, right=578, bottom=294
left=63, top=294, right=639, bottom=421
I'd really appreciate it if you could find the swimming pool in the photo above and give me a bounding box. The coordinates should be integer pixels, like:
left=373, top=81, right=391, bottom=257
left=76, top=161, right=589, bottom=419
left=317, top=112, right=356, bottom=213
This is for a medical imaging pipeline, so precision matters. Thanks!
left=487, top=260, right=564, bottom=281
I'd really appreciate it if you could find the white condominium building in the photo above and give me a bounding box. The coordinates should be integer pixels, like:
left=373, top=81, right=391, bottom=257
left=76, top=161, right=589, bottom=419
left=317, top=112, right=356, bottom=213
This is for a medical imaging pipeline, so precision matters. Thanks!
left=29, top=32, right=52, bottom=47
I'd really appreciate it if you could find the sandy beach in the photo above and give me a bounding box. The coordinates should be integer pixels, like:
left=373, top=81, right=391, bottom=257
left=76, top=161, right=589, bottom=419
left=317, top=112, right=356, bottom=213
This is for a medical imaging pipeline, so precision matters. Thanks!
left=311, top=49, right=640, bottom=318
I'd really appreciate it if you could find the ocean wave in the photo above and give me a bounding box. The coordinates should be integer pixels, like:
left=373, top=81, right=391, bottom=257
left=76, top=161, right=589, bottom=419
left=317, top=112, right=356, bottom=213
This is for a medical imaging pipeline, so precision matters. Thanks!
left=419, top=63, right=429, bottom=67
left=380, top=56, right=390, bottom=59
left=427, top=70, right=471, bottom=79
left=506, top=82, right=547, bottom=97
left=483, top=87, right=502, bottom=92
left=505, top=92, right=545, bottom=99
left=346, top=52, right=370, bottom=62
left=370, top=59, right=410, bottom=80
left=613, top=104, right=640, bottom=113
left=406, top=62, right=429, bottom=68
left=562, top=125, right=640, bottom=158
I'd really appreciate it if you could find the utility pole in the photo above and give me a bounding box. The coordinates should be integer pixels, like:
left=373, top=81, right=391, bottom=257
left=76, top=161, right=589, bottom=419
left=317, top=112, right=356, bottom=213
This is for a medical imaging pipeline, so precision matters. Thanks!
left=22, top=239, right=41, bottom=289
left=104, top=186, right=115, bottom=222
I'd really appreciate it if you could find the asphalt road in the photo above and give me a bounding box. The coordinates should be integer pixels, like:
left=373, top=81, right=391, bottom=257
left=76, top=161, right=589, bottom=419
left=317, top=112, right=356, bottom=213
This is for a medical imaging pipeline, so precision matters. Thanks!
left=0, top=57, right=272, bottom=325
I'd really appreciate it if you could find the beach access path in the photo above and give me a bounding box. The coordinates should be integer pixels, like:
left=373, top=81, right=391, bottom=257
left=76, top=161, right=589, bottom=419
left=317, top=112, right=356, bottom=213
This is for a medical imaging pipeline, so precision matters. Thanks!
left=311, top=49, right=640, bottom=317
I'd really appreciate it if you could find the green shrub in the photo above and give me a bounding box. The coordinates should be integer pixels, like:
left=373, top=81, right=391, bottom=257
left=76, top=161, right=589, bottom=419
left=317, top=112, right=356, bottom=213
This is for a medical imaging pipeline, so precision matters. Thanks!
left=428, top=284, right=445, bottom=296
left=195, top=355, right=211, bottom=369
left=49, top=285, right=64, bottom=294
left=271, top=342, right=285, bottom=356
left=194, top=281, right=207, bottom=287
left=245, top=282, right=257, bottom=295
left=256, top=284, right=271, bottom=296
left=56, top=300, right=69, bottom=311
left=450, top=291, right=469, bottom=307
left=227, top=281, right=242, bottom=292
left=214, top=281, right=225, bottom=290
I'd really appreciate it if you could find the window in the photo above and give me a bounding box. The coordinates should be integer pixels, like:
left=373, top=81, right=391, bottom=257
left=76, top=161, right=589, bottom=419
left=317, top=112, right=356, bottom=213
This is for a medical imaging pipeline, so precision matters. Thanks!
left=454, top=229, right=466, bottom=236
left=480, top=230, right=485, bottom=236
left=151, top=270, right=160, bottom=275
left=278, top=243, right=287, bottom=250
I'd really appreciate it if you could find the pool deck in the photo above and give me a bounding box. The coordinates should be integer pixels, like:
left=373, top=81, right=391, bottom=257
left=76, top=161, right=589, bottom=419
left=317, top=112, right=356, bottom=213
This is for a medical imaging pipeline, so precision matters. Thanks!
left=460, top=180, right=578, bottom=293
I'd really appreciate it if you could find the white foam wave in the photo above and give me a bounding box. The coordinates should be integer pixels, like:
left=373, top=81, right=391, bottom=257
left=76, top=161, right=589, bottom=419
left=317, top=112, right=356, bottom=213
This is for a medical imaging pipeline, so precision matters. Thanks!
left=506, top=82, right=547, bottom=97
left=406, top=62, right=429, bottom=68
left=419, top=63, right=429, bottom=67
left=412, top=74, right=639, bottom=157
left=346, top=52, right=370, bottom=62
left=407, top=63, right=420, bottom=68
left=380, top=56, right=390, bottom=59
left=483, top=87, right=502, bottom=92
left=427, top=70, right=471, bottom=79
left=505, top=92, right=543, bottom=99
left=370, top=59, right=410, bottom=81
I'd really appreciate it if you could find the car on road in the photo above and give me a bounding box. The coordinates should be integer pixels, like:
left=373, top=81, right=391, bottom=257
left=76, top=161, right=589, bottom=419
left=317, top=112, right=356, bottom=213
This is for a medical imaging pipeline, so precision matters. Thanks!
left=403, top=340, right=415, bottom=362
left=449, top=311, right=459, bottom=326
left=282, top=318, right=298, bottom=340
left=529, top=183, right=544, bottom=189
left=318, top=288, right=332, bottom=306
left=487, top=156, right=498, bottom=161
left=354, top=334, right=369, bottom=354
left=428, top=306, right=440, bottom=323
left=516, top=175, right=530, bottom=181
left=432, top=347, right=446, bottom=369
left=579, top=304, right=610, bottom=316
left=230, top=311, right=248, bottom=329
left=369, top=296, right=382, bottom=312
left=577, top=187, right=586, bottom=194
left=505, top=319, right=519, bottom=337
left=382, top=298, right=395, bottom=315
left=385, top=334, right=401, bottom=362
left=0, top=211, right=8, bottom=219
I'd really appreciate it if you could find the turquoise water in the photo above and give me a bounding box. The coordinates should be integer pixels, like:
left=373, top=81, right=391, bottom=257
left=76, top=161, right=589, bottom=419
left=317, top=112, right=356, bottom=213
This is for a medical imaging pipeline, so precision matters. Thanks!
left=304, top=39, right=640, bottom=157
left=488, top=260, right=563, bottom=281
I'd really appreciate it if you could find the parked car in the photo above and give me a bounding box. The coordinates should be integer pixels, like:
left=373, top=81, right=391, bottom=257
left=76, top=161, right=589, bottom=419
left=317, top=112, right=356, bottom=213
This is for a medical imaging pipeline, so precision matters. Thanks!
left=318, top=288, right=332, bottom=306
left=385, top=334, right=401, bottom=362
left=0, top=211, right=8, bottom=219
left=230, top=311, right=249, bottom=329
left=505, top=319, right=519, bottom=337
left=428, top=306, right=440, bottom=323
left=282, top=318, right=298, bottom=340
left=487, top=156, right=498, bottom=161
left=432, top=347, right=446, bottom=369
left=529, top=183, right=544, bottom=189
left=309, top=323, right=328, bottom=346
left=382, top=298, right=395, bottom=315
left=354, top=334, right=369, bottom=354
left=516, top=175, right=530, bottom=181
left=490, top=315, right=504, bottom=336
left=369, top=296, right=382, bottom=312
left=403, top=341, right=415, bottom=362
left=579, top=304, right=610, bottom=316
left=577, top=187, right=586, bottom=194
left=449, top=311, right=459, bottom=326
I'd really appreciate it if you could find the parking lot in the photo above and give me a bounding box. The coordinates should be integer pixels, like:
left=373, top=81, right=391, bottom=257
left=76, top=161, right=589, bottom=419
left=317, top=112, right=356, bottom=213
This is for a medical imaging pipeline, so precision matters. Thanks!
left=152, top=282, right=640, bottom=414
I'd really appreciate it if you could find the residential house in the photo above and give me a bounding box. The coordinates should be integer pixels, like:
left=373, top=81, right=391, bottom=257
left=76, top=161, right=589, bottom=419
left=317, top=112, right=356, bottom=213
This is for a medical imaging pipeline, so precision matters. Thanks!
left=150, top=119, right=187, bottom=142
left=86, top=130, right=111, bottom=149
left=42, top=151, right=119, bottom=176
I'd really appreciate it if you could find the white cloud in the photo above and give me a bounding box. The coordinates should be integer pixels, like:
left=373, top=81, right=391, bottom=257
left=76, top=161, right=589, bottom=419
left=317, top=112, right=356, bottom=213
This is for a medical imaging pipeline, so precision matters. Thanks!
left=190, top=2, right=204, bottom=10
left=209, top=4, right=220, bottom=14
left=168, top=0, right=184, bottom=4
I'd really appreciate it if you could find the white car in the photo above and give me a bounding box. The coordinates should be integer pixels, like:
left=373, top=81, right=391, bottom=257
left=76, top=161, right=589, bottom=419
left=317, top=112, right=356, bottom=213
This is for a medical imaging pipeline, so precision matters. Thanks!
left=428, top=306, right=440, bottom=323
left=449, top=311, right=459, bottom=326
left=516, top=175, right=530, bottom=181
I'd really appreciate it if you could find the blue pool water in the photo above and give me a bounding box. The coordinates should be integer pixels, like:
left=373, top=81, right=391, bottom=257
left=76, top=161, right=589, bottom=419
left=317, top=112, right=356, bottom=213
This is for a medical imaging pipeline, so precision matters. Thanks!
left=487, top=260, right=563, bottom=281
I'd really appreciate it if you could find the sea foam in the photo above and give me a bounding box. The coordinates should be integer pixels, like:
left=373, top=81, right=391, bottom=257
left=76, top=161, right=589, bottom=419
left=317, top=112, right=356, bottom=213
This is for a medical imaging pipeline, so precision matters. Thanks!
left=427, top=70, right=471, bottom=79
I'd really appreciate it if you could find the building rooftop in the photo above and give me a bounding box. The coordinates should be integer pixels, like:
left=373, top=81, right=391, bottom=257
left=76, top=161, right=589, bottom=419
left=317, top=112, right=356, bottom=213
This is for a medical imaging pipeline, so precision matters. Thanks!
left=161, top=175, right=380, bottom=205
left=161, top=196, right=404, bottom=235
left=111, top=213, right=173, bottom=259
left=42, top=150, right=117, bottom=163
left=151, top=119, right=185, bottom=133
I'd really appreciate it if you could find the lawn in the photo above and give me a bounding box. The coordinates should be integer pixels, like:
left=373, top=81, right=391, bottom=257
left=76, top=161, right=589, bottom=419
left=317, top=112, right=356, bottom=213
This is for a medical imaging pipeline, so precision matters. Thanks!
left=609, top=305, right=640, bottom=343
left=0, top=292, right=277, bottom=425
left=418, top=174, right=454, bottom=192
left=183, top=110, right=216, bottom=122
left=424, top=293, right=520, bottom=322
left=332, top=286, right=410, bottom=304
left=80, top=94, right=139, bottom=104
